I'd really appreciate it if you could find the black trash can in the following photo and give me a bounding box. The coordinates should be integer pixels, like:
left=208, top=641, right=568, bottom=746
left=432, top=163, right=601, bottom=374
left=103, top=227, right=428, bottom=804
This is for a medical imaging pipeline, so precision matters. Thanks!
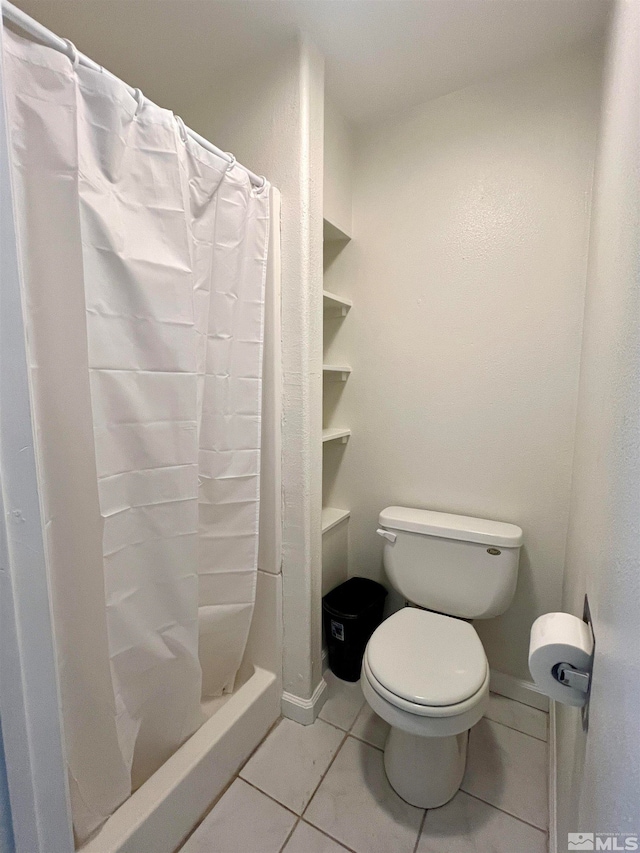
left=322, top=577, right=388, bottom=682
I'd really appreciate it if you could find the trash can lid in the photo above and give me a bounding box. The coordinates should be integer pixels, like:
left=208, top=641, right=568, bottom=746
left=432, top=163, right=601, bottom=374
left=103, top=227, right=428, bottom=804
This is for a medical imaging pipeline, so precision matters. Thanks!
left=322, top=577, right=387, bottom=619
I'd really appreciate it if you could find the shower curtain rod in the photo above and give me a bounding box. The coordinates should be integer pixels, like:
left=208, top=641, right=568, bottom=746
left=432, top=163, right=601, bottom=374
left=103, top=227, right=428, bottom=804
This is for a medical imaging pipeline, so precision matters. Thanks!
left=1, top=0, right=266, bottom=189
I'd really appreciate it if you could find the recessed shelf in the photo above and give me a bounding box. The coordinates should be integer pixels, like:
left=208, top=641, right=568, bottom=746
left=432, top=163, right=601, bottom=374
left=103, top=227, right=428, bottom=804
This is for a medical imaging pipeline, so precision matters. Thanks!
left=323, top=290, right=352, bottom=317
left=323, top=217, right=352, bottom=243
left=322, top=507, right=351, bottom=534
left=322, top=427, right=351, bottom=444
left=323, top=364, right=351, bottom=381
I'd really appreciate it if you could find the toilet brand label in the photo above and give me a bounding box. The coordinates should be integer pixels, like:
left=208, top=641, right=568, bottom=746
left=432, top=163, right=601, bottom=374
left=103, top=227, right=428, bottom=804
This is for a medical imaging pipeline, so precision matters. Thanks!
left=331, top=620, right=344, bottom=641
left=568, top=834, right=639, bottom=850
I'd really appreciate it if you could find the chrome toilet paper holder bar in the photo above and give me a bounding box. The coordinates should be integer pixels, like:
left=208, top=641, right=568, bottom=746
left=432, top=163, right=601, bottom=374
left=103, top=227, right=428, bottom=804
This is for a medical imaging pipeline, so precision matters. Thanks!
left=554, top=662, right=591, bottom=694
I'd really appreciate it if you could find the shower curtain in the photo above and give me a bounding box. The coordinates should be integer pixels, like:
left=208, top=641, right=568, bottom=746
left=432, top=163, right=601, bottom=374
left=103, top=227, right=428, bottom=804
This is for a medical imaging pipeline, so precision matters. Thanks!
left=3, top=27, right=269, bottom=843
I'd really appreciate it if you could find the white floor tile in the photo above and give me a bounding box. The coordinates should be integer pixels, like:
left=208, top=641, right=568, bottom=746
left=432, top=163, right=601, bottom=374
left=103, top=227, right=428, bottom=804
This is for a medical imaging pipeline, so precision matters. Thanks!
left=461, top=718, right=548, bottom=830
left=350, top=702, right=390, bottom=750
left=485, top=693, right=548, bottom=741
left=417, top=790, right=547, bottom=853
left=283, top=821, right=351, bottom=853
left=305, top=736, right=424, bottom=853
left=179, top=778, right=296, bottom=853
left=240, top=717, right=344, bottom=814
left=318, top=672, right=366, bottom=731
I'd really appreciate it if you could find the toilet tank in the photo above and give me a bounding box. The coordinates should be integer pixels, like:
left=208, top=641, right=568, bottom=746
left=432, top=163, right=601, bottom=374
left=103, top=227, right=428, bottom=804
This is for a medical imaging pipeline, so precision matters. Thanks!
left=378, top=507, right=523, bottom=619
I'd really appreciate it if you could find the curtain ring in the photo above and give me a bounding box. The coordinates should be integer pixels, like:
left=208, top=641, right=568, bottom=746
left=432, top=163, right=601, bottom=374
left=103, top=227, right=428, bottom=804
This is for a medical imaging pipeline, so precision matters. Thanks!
left=132, top=88, right=145, bottom=117
left=256, top=175, right=268, bottom=194
left=225, top=153, right=236, bottom=173
left=175, top=116, right=189, bottom=144
left=62, top=39, right=80, bottom=69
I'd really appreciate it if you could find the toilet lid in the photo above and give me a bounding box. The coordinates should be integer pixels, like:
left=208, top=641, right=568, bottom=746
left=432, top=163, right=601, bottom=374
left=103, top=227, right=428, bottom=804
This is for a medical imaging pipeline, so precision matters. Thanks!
left=366, top=608, right=488, bottom=707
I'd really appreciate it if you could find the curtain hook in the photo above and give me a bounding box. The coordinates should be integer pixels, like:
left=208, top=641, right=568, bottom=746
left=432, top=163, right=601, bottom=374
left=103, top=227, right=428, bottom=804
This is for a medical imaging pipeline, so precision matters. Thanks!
left=175, top=116, right=189, bottom=144
left=132, top=88, right=145, bottom=117
left=225, top=153, right=236, bottom=173
left=62, top=38, right=80, bottom=70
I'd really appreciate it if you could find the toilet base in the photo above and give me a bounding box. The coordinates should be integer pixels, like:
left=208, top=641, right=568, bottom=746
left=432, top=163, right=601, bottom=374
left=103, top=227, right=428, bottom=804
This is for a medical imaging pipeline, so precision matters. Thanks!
left=383, top=727, right=468, bottom=809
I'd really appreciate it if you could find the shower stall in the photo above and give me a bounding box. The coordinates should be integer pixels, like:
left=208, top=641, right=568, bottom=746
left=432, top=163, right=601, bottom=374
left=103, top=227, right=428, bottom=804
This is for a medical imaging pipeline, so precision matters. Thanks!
left=0, top=7, right=283, bottom=852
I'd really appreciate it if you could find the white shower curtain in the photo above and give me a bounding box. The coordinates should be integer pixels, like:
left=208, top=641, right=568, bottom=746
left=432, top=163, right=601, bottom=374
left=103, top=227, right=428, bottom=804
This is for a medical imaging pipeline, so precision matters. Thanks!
left=3, top=28, right=269, bottom=843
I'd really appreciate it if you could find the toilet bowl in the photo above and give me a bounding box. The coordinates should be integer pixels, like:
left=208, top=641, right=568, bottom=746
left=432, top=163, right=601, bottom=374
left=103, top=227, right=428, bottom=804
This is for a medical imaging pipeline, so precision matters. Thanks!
left=361, top=606, right=489, bottom=808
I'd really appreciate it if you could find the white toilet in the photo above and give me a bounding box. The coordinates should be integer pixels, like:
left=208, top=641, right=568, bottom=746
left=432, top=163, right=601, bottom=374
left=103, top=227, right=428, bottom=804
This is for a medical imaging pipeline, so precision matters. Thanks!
left=361, top=506, right=523, bottom=809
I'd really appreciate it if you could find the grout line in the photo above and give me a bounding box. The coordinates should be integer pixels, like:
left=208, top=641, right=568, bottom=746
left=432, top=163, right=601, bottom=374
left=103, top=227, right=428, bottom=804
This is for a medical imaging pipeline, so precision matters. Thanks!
left=317, top=714, right=356, bottom=736
left=277, top=817, right=300, bottom=853
left=465, top=715, right=548, bottom=832
left=483, top=712, right=548, bottom=743
left=485, top=694, right=549, bottom=739
left=347, top=731, right=385, bottom=751
left=482, top=699, right=549, bottom=743
left=318, top=705, right=366, bottom=734
left=460, top=789, right=548, bottom=834
left=412, top=809, right=428, bottom=853
left=174, top=716, right=283, bottom=850
left=299, top=818, right=359, bottom=853
left=240, top=717, right=349, bottom=819
left=300, top=729, right=350, bottom=818
left=489, top=692, right=549, bottom=715
left=482, top=715, right=550, bottom=745
left=317, top=714, right=351, bottom=734
left=318, top=679, right=366, bottom=733
left=239, top=715, right=283, bottom=774
left=241, top=777, right=302, bottom=819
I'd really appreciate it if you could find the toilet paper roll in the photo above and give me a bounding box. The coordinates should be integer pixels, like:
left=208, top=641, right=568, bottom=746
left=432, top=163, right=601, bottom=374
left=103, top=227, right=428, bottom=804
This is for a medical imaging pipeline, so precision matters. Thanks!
left=528, top=612, right=593, bottom=707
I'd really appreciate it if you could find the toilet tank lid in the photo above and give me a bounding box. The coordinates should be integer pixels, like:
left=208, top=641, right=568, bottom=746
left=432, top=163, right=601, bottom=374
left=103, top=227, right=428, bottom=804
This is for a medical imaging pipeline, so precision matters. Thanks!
left=378, top=507, right=523, bottom=547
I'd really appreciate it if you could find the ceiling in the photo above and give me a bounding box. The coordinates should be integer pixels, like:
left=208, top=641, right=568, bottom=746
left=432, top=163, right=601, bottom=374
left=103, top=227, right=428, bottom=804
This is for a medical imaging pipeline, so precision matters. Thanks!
left=10, top=1, right=609, bottom=126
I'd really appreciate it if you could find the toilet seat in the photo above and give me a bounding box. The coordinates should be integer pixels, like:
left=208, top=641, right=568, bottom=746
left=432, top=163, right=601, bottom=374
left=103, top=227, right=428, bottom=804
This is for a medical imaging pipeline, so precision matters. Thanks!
left=361, top=655, right=489, bottom=738
left=363, top=655, right=488, bottom=718
left=365, top=607, right=488, bottom=710
left=360, top=607, right=490, bottom=738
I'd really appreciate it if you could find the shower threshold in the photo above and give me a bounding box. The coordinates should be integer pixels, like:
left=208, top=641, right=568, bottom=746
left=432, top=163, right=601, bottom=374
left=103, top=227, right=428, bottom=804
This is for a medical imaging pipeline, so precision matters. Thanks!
left=81, top=666, right=279, bottom=853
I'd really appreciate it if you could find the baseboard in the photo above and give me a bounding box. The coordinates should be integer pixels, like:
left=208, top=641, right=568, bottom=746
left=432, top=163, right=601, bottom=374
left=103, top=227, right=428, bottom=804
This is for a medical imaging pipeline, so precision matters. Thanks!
left=490, top=669, right=549, bottom=712
left=281, top=676, right=328, bottom=725
left=548, top=700, right=557, bottom=853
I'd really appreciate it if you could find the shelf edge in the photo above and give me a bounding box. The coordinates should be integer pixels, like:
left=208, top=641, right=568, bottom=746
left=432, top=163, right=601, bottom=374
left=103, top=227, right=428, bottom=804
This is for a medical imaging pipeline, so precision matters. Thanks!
left=321, top=507, right=351, bottom=534
left=322, top=428, right=351, bottom=444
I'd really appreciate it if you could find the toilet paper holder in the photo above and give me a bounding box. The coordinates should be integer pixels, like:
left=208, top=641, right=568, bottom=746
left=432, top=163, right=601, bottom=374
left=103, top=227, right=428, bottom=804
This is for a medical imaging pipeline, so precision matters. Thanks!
left=553, top=661, right=590, bottom=694
left=528, top=595, right=595, bottom=729
left=556, top=596, right=595, bottom=730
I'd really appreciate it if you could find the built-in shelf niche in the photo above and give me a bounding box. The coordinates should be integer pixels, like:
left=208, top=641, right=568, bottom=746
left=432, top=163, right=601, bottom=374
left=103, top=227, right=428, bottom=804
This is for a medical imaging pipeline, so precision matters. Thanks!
left=321, top=506, right=351, bottom=535
left=322, top=211, right=351, bottom=597
left=323, top=289, right=352, bottom=317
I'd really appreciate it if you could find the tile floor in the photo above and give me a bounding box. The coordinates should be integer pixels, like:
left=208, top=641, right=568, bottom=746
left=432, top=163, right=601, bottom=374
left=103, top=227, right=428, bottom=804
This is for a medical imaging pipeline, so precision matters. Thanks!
left=180, top=672, right=549, bottom=853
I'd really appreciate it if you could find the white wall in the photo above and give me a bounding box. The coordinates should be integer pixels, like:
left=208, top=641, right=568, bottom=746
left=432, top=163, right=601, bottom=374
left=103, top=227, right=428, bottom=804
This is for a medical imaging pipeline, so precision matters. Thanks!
left=327, top=48, right=602, bottom=681
left=323, top=96, right=353, bottom=236
left=556, top=2, right=640, bottom=844
left=183, top=38, right=326, bottom=709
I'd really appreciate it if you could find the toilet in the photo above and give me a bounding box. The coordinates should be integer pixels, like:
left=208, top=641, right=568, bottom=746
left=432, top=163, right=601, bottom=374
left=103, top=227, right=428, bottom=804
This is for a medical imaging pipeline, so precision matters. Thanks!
left=361, top=506, right=523, bottom=809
